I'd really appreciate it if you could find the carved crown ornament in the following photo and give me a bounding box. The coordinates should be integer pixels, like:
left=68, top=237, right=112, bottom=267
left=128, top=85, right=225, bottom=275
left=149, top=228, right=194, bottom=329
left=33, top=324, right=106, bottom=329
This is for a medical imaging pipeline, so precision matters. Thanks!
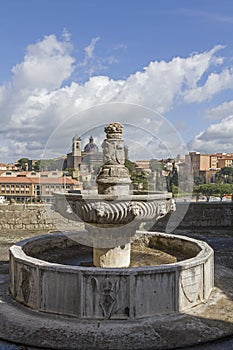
left=104, top=122, right=123, bottom=138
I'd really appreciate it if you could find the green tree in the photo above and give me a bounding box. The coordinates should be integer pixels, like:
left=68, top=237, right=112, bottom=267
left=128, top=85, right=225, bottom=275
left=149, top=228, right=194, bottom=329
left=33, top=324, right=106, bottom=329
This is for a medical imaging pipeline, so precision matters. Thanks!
left=194, top=183, right=233, bottom=201
left=15, top=158, right=29, bottom=171
left=33, top=160, right=41, bottom=171
left=194, top=175, right=206, bottom=185
left=215, top=167, right=233, bottom=184
left=125, top=159, right=135, bottom=175
left=131, top=171, right=148, bottom=191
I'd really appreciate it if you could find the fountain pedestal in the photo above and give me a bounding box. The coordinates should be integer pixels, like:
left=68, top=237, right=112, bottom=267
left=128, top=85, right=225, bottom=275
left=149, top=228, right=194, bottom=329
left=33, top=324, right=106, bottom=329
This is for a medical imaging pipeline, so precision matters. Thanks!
left=93, top=243, right=131, bottom=267
left=90, top=122, right=133, bottom=267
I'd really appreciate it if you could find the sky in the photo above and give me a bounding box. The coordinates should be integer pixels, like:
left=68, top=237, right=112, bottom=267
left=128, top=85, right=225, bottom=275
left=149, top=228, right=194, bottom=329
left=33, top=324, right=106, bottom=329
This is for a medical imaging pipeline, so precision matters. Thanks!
left=1, top=0, right=233, bottom=163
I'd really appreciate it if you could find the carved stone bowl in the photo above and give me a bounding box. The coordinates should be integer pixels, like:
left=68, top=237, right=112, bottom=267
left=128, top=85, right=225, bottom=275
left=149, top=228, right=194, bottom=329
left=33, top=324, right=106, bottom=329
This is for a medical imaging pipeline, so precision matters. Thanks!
left=53, top=192, right=175, bottom=226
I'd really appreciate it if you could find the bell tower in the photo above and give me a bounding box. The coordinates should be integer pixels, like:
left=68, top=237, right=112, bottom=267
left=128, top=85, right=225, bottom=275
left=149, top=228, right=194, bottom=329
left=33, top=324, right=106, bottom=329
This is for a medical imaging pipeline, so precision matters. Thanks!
left=72, top=135, right=82, bottom=157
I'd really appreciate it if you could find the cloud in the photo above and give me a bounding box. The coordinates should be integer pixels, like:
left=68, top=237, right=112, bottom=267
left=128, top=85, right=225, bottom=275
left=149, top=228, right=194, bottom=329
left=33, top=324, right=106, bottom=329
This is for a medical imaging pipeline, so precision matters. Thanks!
left=11, top=34, right=74, bottom=90
left=77, top=36, right=118, bottom=78
left=84, top=37, right=100, bottom=59
left=0, top=35, right=233, bottom=162
left=188, top=115, right=233, bottom=152
left=184, top=67, right=233, bottom=103
left=205, top=100, right=233, bottom=121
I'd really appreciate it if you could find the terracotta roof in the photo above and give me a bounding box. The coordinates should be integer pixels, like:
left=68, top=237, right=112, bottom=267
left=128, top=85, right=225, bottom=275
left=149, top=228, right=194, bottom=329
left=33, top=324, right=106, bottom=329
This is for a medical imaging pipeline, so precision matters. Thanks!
left=0, top=177, right=33, bottom=184
left=38, top=178, right=78, bottom=185
left=0, top=177, right=79, bottom=185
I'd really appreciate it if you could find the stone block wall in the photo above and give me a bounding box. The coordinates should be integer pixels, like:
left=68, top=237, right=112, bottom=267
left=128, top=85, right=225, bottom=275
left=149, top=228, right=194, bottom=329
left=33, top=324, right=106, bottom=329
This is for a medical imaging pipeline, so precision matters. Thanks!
left=0, top=204, right=83, bottom=231
left=1, top=202, right=233, bottom=231
left=152, top=202, right=233, bottom=231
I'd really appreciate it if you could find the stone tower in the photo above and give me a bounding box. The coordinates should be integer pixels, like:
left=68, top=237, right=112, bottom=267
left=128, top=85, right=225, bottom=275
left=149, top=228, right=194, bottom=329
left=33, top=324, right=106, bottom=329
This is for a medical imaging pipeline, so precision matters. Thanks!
left=72, top=135, right=82, bottom=157
left=68, top=135, right=82, bottom=170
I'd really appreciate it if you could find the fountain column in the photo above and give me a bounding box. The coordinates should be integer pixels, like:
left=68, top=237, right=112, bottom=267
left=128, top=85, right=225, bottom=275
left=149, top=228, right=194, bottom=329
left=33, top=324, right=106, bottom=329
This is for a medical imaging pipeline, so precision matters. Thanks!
left=93, top=122, right=132, bottom=267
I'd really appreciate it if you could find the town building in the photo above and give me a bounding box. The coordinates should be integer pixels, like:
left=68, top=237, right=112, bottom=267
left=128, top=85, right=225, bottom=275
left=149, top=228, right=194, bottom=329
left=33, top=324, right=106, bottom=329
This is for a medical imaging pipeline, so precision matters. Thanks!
left=134, top=160, right=151, bottom=174
left=189, top=152, right=233, bottom=183
left=0, top=163, right=17, bottom=171
left=217, top=156, right=233, bottom=168
left=0, top=171, right=79, bottom=203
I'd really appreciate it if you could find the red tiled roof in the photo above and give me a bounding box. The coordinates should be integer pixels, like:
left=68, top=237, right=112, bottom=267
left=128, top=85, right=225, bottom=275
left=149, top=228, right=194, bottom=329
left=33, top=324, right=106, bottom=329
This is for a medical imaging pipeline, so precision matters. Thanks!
left=0, top=177, right=79, bottom=185
left=0, top=177, right=32, bottom=184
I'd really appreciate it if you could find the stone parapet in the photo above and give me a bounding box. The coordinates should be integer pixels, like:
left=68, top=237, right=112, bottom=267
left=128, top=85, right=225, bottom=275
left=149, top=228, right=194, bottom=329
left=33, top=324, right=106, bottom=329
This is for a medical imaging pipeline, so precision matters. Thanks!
left=0, top=204, right=83, bottom=231
left=152, top=201, right=233, bottom=230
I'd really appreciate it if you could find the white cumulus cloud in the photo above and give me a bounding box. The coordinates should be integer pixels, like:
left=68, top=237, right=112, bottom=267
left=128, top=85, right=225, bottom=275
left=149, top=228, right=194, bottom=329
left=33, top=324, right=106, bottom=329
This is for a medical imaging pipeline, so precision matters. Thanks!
left=205, top=100, right=233, bottom=120
left=11, top=34, right=74, bottom=90
left=1, top=34, right=233, bottom=162
left=189, top=115, right=233, bottom=152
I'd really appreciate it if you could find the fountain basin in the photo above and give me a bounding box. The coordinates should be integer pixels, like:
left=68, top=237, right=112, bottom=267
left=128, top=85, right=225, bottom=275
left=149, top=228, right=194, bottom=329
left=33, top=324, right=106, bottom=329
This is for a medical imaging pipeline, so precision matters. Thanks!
left=53, top=192, right=174, bottom=225
left=9, top=231, right=214, bottom=320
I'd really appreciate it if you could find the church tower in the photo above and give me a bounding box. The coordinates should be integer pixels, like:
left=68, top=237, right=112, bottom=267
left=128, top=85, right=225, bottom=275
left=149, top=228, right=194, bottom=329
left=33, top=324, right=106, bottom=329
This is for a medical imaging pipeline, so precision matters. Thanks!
left=67, top=135, right=81, bottom=171
left=72, top=135, right=82, bottom=157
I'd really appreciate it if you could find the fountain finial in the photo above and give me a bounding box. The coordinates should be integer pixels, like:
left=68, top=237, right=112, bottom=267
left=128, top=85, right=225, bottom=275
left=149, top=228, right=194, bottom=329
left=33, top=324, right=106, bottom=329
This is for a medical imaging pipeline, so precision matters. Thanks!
left=104, top=122, right=123, bottom=139
left=97, top=122, right=131, bottom=195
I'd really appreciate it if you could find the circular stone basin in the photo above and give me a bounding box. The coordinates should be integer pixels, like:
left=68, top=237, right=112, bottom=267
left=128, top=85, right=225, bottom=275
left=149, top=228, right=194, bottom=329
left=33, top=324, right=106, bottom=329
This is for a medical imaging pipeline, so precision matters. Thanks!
left=9, top=231, right=214, bottom=320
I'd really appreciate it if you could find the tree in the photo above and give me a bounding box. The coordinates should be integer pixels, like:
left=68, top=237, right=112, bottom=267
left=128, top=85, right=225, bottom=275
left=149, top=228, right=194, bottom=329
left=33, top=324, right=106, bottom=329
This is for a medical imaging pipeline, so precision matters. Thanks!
left=194, top=175, right=206, bottom=185
left=125, top=159, right=135, bottom=174
left=215, top=167, right=233, bottom=184
left=194, top=183, right=233, bottom=201
left=130, top=171, right=148, bottom=191
left=15, top=158, right=29, bottom=171
left=165, top=164, right=178, bottom=194
left=33, top=160, right=41, bottom=172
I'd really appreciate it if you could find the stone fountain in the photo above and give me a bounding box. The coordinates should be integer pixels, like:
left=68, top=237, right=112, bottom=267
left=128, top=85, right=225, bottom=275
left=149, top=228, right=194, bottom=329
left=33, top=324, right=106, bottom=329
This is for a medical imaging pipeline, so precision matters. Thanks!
left=5, top=123, right=214, bottom=349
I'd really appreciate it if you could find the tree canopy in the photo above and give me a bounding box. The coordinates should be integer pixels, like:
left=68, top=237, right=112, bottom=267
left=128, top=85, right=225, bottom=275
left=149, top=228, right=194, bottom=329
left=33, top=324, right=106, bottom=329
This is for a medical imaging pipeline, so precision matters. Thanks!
left=194, top=183, right=233, bottom=201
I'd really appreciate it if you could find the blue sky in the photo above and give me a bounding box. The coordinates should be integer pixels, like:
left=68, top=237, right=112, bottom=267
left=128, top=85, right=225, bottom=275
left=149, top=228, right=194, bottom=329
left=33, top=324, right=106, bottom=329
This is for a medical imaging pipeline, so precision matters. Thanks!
left=1, top=0, right=233, bottom=162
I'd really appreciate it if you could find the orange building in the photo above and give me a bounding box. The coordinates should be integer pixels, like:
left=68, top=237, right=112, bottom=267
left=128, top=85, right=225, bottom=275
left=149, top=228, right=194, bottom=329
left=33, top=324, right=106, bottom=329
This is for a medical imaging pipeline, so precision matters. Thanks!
left=217, top=157, right=233, bottom=168
left=0, top=172, right=80, bottom=202
left=189, top=152, right=233, bottom=183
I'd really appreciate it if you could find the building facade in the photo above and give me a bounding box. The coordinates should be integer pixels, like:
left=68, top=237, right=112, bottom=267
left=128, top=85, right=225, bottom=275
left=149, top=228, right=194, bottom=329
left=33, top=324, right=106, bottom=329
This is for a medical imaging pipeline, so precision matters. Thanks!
left=0, top=171, right=79, bottom=202
left=189, top=152, right=233, bottom=183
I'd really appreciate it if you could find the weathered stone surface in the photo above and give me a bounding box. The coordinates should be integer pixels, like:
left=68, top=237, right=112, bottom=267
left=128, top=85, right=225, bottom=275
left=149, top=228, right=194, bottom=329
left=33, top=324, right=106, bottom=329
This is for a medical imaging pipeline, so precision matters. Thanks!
left=152, top=202, right=233, bottom=230
left=0, top=204, right=83, bottom=231
left=0, top=264, right=232, bottom=350
left=9, top=231, right=214, bottom=319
